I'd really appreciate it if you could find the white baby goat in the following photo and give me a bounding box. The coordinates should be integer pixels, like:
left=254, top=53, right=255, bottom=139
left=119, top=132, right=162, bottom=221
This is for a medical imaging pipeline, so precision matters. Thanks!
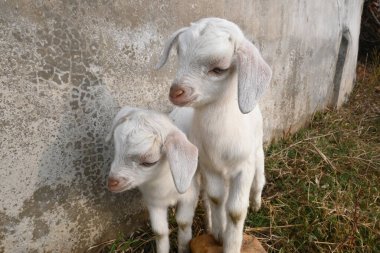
left=106, top=106, right=199, bottom=253
left=157, top=18, right=272, bottom=252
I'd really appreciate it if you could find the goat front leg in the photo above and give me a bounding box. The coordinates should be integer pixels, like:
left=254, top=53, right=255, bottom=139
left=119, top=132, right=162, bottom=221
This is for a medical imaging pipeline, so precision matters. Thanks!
left=176, top=187, right=199, bottom=253
left=250, top=147, right=265, bottom=211
left=204, top=169, right=227, bottom=243
left=224, top=163, right=255, bottom=253
left=147, top=205, right=169, bottom=253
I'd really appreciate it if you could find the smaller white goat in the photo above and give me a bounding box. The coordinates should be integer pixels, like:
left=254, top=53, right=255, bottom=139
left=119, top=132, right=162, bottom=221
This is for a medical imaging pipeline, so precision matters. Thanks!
left=157, top=18, right=272, bottom=252
left=106, top=106, right=199, bottom=253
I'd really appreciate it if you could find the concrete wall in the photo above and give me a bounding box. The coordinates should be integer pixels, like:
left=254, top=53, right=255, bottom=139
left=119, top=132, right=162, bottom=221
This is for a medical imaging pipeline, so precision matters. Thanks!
left=0, top=0, right=363, bottom=252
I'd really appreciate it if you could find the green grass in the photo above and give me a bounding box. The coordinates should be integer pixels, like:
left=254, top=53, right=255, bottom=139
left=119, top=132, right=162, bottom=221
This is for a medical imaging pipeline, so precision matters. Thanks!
left=88, top=59, right=380, bottom=253
left=247, top=60, right=380, bottom=252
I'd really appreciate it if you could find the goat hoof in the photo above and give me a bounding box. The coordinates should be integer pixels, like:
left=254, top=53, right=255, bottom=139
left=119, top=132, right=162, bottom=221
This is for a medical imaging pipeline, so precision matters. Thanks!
left=249, top=198, right=262, bottom=212
left=214, top=232, right=223, bottom=244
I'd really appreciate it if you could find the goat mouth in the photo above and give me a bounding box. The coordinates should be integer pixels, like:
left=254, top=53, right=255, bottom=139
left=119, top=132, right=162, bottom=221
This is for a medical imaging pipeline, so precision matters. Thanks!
left=108, top=182, right=134, bottom=193
left=169, top=95, right=198, bottom=107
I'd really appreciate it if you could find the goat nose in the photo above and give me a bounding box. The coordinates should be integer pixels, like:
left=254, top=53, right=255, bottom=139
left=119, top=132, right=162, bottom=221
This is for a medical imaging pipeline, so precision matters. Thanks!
left=170, top=86, right=185, bottom=99
left=108, top=178, right=119, bottom=187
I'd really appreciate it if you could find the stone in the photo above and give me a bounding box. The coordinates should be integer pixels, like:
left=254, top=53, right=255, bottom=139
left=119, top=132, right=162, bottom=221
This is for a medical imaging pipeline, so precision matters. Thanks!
left=190, top=234, right=267, bottom=253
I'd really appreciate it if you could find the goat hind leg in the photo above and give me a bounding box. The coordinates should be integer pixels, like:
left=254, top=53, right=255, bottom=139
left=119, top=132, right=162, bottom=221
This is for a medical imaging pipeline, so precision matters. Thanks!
left=249, top=147, right=265, bottom=212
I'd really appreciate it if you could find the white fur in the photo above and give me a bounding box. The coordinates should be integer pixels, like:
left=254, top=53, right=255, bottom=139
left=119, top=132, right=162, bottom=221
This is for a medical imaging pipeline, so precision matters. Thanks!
left=157, top=18, right=272, bottom=252
left=107, top=106, right=199, bottom=253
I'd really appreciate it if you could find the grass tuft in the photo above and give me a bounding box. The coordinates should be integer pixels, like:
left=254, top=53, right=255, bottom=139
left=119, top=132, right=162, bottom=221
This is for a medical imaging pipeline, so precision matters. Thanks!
left=249, top=58, right=380, bottom=252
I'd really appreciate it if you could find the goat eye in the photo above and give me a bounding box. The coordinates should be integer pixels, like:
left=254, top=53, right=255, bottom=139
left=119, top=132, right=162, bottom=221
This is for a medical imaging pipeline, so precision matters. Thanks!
left=210, top=67, right=228, bottom=75
left=140, top=161, right=158, bottom=167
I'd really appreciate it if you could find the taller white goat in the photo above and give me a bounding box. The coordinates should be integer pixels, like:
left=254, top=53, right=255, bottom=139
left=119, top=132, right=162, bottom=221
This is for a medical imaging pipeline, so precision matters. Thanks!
left=157, top=18, right=272, bottom=252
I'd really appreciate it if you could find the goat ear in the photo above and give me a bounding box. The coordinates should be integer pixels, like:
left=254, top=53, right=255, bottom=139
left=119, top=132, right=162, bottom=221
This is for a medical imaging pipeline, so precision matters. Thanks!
left=164, top=130, right=198, bottom=194
left=156, top=27, right=188, bottom=70
left=105, top=107, right=135, bottom=143
left=236, top=38, right=272, bottom=114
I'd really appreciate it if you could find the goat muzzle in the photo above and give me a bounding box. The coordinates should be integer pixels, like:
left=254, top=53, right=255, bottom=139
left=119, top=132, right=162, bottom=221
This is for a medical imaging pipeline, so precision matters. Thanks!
left=107, top=177, right=120, bottom=189
left=169, top=85, right=194, bottom=106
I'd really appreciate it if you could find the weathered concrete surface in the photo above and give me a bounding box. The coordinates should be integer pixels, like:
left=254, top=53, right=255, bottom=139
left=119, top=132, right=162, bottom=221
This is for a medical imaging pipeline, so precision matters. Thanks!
left=0, top=0, right=363, bottom=252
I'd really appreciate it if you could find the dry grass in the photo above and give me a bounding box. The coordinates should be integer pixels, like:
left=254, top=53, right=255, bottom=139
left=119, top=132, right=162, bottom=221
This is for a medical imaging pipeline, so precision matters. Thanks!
left=88, top=56, right=380, bottom=253
left=86, top=206, right=208, bottom=253
left=248, top=57, right=380, bottom=252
